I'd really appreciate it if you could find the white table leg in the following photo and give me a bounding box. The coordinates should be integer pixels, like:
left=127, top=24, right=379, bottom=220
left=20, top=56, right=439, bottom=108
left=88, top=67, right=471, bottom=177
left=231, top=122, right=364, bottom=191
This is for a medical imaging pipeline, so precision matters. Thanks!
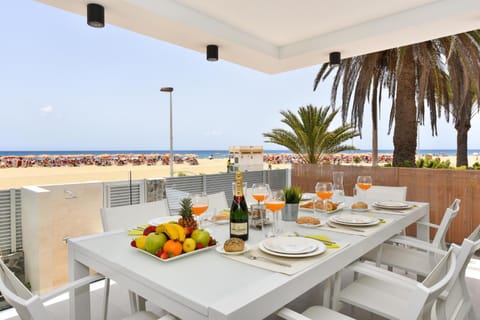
left=416, top=205, right=430, bottom=242
left=68, top=245, right=91, bottom=320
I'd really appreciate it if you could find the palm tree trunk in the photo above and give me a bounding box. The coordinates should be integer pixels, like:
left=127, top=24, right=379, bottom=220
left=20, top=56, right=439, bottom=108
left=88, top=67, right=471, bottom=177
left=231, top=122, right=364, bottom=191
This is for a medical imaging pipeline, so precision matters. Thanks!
left=393, top=47, right=417, bottom=167
left=455, top=105, right=471, bottom=167
left=371, top=87, right=379, bottom=167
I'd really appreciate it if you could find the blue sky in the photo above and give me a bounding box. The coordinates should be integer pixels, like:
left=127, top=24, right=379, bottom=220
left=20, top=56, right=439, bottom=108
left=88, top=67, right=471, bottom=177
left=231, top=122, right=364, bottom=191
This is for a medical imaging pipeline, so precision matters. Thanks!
left=1, top=1, right=479, bottom=151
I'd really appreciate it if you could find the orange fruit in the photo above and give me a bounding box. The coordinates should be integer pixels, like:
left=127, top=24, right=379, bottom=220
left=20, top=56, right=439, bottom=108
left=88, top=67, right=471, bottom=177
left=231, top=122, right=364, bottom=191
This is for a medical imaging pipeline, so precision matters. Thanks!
left=163, top=240, right=183, bottom=257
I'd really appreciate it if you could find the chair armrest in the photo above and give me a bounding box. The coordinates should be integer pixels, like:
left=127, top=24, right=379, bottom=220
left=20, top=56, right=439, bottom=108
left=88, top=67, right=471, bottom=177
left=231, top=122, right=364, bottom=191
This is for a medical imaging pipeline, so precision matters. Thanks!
left=415, top=221, right=440, bottom=230
left=387, top=236, right=446, bottom=254
left=39, top=273, right=104, bottom=303
left=347, top=262, right=418, bottom=290
left=277, top=307, right=312, bottom=320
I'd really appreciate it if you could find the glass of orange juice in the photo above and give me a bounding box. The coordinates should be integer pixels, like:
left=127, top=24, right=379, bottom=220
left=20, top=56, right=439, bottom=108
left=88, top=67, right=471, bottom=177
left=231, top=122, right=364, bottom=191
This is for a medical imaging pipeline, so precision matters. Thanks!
left=252, top=183, right=270, bottom=205
left=264, top=189, right=285, bottom=237
left=356, top=176, right=372, bottom=202
left=189, top=192, right=209, bottom=228
left=315, top=182, right=333, bottom=213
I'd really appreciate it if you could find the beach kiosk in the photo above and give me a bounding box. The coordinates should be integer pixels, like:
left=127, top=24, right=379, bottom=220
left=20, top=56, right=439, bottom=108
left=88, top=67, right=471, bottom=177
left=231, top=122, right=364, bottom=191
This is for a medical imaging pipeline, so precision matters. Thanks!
left=228, top=146, right=264, bottom=172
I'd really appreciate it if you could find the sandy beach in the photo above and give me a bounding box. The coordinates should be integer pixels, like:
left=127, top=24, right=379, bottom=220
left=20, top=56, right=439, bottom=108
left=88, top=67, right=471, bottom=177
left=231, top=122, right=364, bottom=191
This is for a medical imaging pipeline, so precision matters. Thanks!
left=0, top=154, right=477, bottom=189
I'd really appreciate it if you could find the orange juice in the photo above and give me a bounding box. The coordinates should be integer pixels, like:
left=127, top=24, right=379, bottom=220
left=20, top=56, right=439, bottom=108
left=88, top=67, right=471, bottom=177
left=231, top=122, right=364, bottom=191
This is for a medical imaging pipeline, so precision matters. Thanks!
left=253, top=193, right=267, bottom=202
left=316, top=191, right=333, bottom=200
left=192, top=205, right=208, bottom=216
left=357, top=183, right=372, bottom=190
left=265, top=201, right=285, bottom=212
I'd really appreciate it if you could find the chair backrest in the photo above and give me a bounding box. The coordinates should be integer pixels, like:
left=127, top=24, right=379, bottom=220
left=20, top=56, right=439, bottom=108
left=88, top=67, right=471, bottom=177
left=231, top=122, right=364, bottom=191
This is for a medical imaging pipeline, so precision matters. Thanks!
left=431, top=199, right=461, bottom=250
left=0, top=259, right=50, bottom=319
left=165, top=188, right=190, bottom=213
left=407, top=248, right=456, bottom=320
left=434, top=224, right=480, bottom=320
left=207, top=191, right=229, bottom=213
left=100, top=199, right=170, bottom=231
left=364, top=185, right=407, bottom=203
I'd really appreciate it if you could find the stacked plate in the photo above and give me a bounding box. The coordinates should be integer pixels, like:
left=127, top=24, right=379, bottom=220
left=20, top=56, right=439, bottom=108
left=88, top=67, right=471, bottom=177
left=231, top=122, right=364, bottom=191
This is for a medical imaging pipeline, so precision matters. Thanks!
left=372, top=201, right=412, bottom=210
left=330, top=214, right=379, bottom=226
left=259, top=237, right=326, bottom=258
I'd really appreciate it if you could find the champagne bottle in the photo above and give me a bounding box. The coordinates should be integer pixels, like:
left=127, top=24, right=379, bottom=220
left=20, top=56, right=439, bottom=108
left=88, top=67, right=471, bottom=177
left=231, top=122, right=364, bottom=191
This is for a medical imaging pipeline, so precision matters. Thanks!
left=230, top=171, right=249, bottom=240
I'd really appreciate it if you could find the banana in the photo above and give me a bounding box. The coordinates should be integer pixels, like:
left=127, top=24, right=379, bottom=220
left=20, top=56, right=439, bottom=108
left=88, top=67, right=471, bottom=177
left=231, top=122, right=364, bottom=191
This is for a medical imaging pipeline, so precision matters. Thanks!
left=155, top=223, right=185, bottom=241
left=164, top=224, right=179, bottom=240
left=172, top=223, right=186, bottom=242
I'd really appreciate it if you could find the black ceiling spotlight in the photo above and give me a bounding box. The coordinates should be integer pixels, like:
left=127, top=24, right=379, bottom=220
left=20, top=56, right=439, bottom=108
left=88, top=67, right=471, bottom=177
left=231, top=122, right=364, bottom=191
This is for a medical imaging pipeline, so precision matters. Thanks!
left=206, top=44, right=219, bottom=62
left=87, top=3, right=105, bottom=28
left=329, top=51, right=341, bottom=65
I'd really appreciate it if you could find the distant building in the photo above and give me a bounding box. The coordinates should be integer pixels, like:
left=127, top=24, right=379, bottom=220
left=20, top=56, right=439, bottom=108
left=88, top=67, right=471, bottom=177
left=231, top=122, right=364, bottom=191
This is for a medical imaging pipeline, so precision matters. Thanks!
left=228, top=146, right=264, bottom=172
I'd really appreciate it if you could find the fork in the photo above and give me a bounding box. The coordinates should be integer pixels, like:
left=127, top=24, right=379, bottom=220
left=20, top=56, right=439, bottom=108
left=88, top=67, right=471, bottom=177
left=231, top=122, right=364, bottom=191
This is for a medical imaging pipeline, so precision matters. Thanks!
left=244, top=253, right=292, bottom=267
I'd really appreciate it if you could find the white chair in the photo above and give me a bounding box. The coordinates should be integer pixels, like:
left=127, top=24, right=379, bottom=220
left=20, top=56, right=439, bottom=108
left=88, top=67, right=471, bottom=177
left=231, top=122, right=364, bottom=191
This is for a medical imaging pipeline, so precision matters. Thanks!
left=433, top=225, right=480, bottom=320
left=0, top=258, right=159, bottom=320
left=277, top=305, right=355, bottom=320
left=165, top=188, right=189, bottom=213
left=364, top=185, right=407, bottom=202
left=100, top=200, right=171, bottom=319
left=363, top=199, right=461, bottom=276
left=332, top=247, right=456, bottom=320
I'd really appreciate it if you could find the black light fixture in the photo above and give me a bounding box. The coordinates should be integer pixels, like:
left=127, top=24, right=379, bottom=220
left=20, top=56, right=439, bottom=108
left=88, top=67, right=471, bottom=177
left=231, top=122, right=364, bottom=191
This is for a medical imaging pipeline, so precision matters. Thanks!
left=329, top=51, right=341, bottom=65
left=87, top=3, right=105, bottom=28
left=206, top=44, right=218, bottom=62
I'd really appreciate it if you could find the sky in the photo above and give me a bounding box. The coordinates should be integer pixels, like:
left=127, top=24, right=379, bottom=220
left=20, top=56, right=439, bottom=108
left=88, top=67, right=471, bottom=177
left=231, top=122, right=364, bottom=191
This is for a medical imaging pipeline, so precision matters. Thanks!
left=1, top=1, right=479, bottom=152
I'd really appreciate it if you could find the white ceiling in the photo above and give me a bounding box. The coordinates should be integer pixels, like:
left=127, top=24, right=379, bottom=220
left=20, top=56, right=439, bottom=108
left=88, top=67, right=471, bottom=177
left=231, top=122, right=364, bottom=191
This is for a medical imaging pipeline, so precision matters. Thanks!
left=37, top=0, right=480, bottom=74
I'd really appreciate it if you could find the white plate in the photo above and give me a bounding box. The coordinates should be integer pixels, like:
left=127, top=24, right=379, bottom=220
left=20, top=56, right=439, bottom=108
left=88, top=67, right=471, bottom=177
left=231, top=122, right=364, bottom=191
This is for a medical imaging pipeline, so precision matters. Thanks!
left=134, top=244, right=216, bottom=262
left=262, top=237, right=319, bottom=254
left=372, top=201, right=411, bottom=209
left=210, top=219, right=229, bottom=225
left=297, top=221, right=326, bottom=228
left=259, top=241, right=326, bottom=258
left=331, top=214, right=379, bottom=226
left=350, top=207, right=369, bottom=212
left=300, top=202, right=344, bottom=214
left=216, top=244, right=250, bottom=255
left=148, top=215, right=181, bottom=226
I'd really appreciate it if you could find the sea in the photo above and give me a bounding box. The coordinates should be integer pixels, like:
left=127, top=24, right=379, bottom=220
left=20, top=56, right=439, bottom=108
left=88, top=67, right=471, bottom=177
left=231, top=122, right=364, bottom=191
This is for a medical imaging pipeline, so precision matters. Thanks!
left=0, top=149, right=478, bottom=159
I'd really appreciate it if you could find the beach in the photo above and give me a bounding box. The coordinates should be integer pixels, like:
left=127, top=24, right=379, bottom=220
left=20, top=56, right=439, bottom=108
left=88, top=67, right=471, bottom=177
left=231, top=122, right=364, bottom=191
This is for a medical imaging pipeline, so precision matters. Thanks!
left=0, top=154, right=478, bottom=190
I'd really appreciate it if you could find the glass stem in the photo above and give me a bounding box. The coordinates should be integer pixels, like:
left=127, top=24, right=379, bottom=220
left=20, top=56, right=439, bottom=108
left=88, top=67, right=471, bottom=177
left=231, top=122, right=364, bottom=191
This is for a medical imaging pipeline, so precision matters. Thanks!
left=272, top=210, right=279, bottom=235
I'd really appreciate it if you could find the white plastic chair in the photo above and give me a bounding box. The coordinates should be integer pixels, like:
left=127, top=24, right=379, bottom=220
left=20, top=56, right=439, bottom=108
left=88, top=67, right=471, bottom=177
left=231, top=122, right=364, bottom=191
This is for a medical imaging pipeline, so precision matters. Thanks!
left=100, top=200, right=171, bottom=319
left=433, top=225, right=480, bottom=320
left=363, top=199, right=461, bottom=275
left=207, top=191, right=229, bottom=212
left=0, top=258, right=159, bottom=320
left=333, top=247, right=456, bottom=320
left=277, top=305, right=355, bottom=320
left=165, top=188, right=189, bottom=213
left=364, top=185, right=407, bottom=202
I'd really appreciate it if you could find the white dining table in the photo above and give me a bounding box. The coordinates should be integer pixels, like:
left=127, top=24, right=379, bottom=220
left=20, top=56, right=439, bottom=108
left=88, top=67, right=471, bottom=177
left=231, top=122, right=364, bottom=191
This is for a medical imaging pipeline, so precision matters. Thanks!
left=68, top=200, right=430, bottom=320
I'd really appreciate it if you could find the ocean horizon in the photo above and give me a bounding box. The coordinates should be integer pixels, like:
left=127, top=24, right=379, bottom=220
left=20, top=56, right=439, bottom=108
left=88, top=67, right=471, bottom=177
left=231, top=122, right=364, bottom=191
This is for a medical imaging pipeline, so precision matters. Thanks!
left=0, top=149, right=478, bottom=159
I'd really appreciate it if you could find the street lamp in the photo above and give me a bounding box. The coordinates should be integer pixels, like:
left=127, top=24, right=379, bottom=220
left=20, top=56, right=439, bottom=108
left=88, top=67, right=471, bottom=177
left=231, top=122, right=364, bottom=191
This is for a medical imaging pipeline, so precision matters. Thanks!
left=160, top=87, right=174, bottom=177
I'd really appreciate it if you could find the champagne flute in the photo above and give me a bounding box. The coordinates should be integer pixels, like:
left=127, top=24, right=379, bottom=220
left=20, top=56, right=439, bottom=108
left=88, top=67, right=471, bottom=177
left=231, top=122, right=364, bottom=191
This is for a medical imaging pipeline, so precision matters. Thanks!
left=189, top=192, right=209, bottom=229
left=264, top=189, right=285, bottom=237
left=315, top=182, right=333, bottom=213
left=356, top=176, right=372, bottom=202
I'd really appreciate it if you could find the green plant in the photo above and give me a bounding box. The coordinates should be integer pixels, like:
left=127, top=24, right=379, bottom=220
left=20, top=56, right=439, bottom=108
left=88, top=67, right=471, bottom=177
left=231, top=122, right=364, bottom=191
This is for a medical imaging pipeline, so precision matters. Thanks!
left=283, top=186, right=302, bottom=204
left=177, top=172, right=187, bottom=176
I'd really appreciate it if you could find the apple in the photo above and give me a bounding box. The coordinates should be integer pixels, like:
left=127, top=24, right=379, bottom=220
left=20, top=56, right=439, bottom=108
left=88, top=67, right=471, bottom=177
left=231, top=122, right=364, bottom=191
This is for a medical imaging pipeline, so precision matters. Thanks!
left=143, top=225, right=156, bottom=236
left=191, top=229, right=210, bottom=247
left=183, top=238, right=196, bottom=252
left=145, top=233, right=167, bottom=254
left=184, top=226, right=193, bottom=237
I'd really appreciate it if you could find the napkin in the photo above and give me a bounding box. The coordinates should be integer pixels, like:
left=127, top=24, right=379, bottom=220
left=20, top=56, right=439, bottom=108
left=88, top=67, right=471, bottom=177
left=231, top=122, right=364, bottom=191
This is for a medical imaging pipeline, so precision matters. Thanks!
left=304, top=235, right=340, bottom=249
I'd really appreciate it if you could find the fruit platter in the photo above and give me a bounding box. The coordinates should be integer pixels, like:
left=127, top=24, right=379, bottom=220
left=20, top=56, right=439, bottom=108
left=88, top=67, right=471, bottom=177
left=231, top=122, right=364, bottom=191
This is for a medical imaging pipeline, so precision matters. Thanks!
left=130, top=198, right=217, bottom=261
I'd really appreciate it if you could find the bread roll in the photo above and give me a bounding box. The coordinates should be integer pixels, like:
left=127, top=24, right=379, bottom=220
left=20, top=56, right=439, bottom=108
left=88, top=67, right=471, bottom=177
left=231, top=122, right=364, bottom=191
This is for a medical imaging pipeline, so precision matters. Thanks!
left=351, top=201, right=368, bottom=209
left=223, top=238, right=245, bottom=252
left=296, top=216, right=320, bottom=225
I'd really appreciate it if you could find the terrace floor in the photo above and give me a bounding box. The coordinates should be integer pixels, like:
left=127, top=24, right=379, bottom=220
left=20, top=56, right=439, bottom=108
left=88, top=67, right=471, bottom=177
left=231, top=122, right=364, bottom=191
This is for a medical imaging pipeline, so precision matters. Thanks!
left=1, top=257, right=479, bottom=320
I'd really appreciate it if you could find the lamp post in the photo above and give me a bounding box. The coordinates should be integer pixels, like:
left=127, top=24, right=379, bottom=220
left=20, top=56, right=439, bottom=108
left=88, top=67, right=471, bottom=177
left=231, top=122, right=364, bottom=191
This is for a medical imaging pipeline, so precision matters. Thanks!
left=160, top=87, right=174, bottom=177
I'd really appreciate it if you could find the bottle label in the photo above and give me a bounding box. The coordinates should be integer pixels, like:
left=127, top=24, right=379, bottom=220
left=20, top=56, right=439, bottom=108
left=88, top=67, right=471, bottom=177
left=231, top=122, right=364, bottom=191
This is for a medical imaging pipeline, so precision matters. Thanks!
left=230, top=222, right=248, bottom=235
left=234, top=172, right=243, bottom=197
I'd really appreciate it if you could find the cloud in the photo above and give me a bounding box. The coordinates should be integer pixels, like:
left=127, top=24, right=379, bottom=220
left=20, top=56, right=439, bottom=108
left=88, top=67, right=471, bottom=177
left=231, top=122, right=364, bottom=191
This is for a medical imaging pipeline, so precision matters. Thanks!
left=40, top=105, right=54, bottom=113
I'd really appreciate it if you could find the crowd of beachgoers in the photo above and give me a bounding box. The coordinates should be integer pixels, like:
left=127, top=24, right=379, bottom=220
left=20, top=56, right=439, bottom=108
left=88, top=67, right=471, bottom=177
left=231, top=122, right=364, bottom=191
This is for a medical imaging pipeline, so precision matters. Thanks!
left=0, top=152, right=394, bottom=168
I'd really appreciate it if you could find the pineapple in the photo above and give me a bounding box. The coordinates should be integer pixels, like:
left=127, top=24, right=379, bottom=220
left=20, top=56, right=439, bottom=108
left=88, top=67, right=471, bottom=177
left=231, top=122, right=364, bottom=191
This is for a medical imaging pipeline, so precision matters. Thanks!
left=177, top=198, right=198, bottom=230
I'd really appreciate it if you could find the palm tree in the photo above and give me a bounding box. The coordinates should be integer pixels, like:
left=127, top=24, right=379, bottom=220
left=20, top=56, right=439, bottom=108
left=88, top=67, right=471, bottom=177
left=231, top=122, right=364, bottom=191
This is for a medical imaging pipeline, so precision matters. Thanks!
left=263, top=105, right=359, bottom=164
left=314, top=31, right=480, bottom=167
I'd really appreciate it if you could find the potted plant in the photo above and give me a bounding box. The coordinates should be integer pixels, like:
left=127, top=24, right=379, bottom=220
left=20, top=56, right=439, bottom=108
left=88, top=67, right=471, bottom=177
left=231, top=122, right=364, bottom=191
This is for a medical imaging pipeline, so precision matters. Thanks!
left=281, top=185, right=302, bottom=221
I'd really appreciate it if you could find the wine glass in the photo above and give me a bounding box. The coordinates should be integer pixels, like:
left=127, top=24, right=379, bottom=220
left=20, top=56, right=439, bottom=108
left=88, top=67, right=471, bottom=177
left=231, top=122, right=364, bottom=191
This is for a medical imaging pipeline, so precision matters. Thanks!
left=315, top=182, right=333, bottom=213
left=189, top=192, right=209, bottom=229
left=264, top=189, right=285, bottom=237
left=356, top=176, right=372, bottom=202
left=252, top=183, right=270, bottom=205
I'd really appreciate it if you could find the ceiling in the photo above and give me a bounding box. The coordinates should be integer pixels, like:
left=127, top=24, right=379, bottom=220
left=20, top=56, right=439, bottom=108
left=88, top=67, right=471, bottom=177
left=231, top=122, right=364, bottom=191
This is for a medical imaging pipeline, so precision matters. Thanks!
left=36, top=0, right=480, bottom=74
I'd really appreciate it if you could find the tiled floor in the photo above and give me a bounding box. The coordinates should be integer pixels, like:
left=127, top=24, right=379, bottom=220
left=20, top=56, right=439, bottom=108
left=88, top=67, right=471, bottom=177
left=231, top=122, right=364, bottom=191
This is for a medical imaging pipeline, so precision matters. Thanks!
left=1, top=259, right=479, bottom=320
